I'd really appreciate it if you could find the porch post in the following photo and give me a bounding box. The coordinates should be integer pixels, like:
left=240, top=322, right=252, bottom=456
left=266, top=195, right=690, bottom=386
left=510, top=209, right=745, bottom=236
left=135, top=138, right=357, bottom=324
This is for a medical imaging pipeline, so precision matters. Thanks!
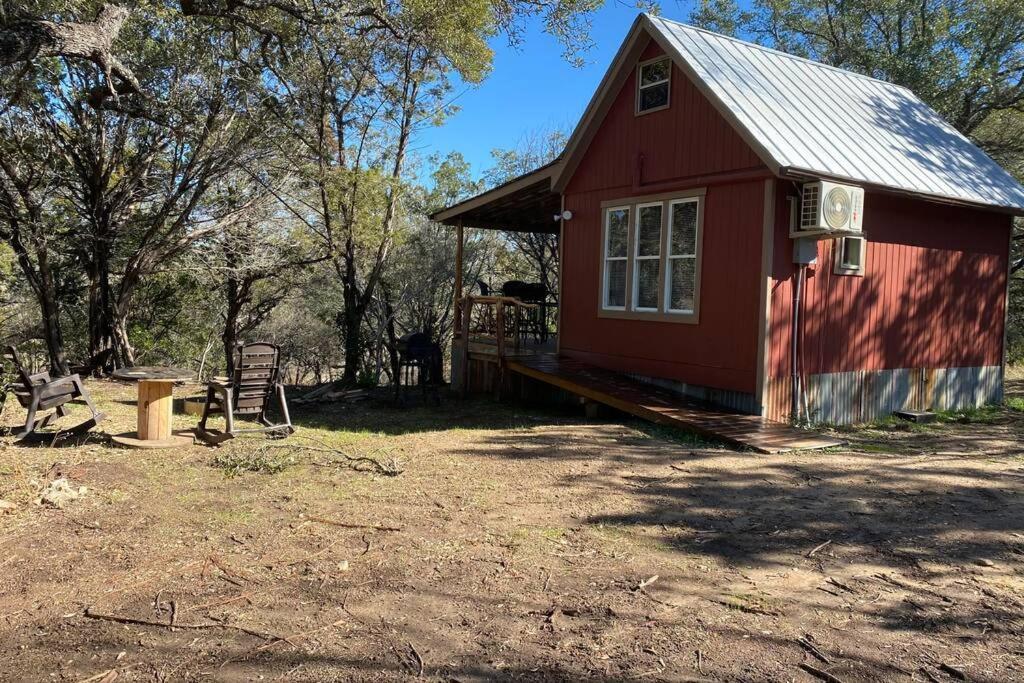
left=454, top=219, right=464, bottom=331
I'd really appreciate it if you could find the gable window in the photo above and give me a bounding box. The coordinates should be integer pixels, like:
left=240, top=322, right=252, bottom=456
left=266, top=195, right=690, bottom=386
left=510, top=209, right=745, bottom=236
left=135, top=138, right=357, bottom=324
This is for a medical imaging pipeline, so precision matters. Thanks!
left=834, top=236, right=865, bottom=275
left=637, top=57, right=670, bottom=114
left=599, top=190, right=704, bottom=323
left=603, top=206, right=630, bottom=309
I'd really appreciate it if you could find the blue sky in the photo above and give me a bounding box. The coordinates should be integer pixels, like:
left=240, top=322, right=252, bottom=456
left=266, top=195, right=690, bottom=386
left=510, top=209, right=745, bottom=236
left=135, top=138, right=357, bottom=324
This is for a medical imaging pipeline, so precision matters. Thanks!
left=412, top=2, right=700, bottom=182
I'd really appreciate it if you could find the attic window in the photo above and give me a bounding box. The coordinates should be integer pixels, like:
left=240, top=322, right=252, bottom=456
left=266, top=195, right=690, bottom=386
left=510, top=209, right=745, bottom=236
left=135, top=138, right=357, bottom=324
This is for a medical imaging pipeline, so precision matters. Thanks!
left=637, top=57, right=670, bottom=114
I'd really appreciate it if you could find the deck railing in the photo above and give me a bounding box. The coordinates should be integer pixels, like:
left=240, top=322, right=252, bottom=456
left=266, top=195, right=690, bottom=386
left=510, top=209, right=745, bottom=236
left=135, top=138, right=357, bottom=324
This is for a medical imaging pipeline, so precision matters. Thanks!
left=456, top=295, right=539, bottom=357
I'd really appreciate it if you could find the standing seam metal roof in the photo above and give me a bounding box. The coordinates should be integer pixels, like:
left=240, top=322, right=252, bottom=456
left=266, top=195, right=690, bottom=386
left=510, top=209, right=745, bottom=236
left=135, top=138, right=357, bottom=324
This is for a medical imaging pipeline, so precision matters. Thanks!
left=647, top=15, right=1024, bottom=211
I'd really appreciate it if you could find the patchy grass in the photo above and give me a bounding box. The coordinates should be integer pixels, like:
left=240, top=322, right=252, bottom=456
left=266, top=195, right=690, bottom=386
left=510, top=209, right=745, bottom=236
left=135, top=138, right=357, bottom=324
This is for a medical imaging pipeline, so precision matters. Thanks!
left=211, top=446, right=295, bottom=476
left=1, top=379, right=1023, bottom=681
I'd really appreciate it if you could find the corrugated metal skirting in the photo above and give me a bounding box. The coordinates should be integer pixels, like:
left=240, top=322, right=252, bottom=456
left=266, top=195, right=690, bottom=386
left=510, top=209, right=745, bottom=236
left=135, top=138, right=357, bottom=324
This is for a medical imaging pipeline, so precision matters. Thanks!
left=766, top=366, right=1003, bottom=424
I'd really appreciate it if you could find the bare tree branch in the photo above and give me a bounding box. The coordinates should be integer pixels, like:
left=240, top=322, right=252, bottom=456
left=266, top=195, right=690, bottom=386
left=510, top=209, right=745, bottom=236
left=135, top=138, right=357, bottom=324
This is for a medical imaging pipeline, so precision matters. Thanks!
left=0, top=4, right=140, bottom=96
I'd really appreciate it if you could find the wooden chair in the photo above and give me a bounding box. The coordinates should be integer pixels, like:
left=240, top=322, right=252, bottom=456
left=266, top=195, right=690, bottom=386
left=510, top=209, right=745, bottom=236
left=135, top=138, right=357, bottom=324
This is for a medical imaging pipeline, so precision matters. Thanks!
left=195, top=342, right=294, bottom=445
left=2, top=345, right=106, bottom=440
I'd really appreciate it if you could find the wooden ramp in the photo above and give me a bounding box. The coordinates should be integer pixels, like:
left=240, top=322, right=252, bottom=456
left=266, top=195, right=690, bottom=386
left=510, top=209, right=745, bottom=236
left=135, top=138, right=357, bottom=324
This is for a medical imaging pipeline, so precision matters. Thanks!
left=506, top=355, right=843, bottom=454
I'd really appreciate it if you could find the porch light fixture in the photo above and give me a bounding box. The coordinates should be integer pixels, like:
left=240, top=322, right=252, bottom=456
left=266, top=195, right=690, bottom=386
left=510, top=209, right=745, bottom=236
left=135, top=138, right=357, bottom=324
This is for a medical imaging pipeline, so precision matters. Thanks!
left=554, top=210, right=573, bottom=222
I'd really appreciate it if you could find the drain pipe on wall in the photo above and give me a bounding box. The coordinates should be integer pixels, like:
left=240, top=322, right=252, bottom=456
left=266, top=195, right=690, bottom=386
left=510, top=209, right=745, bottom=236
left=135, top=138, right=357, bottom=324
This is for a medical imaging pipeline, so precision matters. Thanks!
left=792, top=238, right=818, bottom=423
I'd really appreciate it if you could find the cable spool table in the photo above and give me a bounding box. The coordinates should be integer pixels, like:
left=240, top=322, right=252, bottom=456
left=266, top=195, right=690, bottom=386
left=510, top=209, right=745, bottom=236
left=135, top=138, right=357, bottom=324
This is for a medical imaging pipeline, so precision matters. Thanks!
left=111, top=366, right=194, bottom=448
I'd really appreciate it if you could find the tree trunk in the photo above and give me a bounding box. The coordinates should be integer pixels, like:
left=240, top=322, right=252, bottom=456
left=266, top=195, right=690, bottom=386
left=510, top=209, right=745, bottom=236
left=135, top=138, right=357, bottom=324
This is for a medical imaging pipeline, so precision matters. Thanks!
left=0, top=4, right=140, bottom=95
left=38, top=281, right=69, bottom=375
left=341, top=305, right=362, bottom=385
left=223, top=302, right=240, bottom=377
left=111, top=314, right=136, bottom=367
left=87, top=240, right=117, bottom=371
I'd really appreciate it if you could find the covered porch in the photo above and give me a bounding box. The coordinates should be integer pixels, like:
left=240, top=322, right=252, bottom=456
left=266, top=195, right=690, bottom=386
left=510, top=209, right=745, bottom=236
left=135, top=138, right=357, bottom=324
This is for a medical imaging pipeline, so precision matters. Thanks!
left=431, top=161, right=563, bottom=390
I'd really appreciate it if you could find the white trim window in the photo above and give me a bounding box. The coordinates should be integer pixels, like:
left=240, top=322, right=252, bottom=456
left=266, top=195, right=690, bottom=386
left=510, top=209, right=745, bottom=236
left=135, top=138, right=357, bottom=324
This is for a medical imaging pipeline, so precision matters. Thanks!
left=599, top=190, right=705, bottom=323
left=834, top=236, right=866, bottom=275
left=603, top=206, right=630, bottom=309
left=666, top=198, right=699, bottom=312
left=632, top=203, right=663, bottom=311
left=637, top=57, right=670, bottom=114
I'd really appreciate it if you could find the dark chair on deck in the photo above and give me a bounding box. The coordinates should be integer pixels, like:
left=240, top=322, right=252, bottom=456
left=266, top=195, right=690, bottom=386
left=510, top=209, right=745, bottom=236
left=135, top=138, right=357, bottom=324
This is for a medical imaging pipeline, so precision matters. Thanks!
left=501, top=281, right=549, bottom=343
left=395, top=332, right=443, bottom=406
left=2, top=345, right=106, bottom=440
left=196, top=342, right=294, bottom=445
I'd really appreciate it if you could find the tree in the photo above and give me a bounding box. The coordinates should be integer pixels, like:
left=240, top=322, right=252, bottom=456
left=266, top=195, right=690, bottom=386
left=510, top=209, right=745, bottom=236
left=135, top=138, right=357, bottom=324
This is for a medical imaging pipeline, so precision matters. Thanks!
left=1, top=1, right=277, bottom=370
left=0, top=80, right=75, bottom=372
left=482, top=129, right=567, bottom=297
left=243, top=3, right=600, bottom=384
left=194, top=177, right=326, bottom=375
left=1, top=0, right=605, bottom=380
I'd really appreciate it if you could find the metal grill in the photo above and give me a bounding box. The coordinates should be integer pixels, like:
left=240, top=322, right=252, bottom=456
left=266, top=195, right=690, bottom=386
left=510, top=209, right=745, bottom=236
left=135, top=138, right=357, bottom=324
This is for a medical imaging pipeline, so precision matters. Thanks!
left=799, top=184, right=819, bottom=229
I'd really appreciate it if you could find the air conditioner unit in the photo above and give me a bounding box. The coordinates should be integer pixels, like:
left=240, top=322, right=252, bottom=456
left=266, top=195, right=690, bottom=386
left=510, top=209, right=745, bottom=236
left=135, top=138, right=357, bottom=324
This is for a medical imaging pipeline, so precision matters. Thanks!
left=795, top=181, right=864, bottom=237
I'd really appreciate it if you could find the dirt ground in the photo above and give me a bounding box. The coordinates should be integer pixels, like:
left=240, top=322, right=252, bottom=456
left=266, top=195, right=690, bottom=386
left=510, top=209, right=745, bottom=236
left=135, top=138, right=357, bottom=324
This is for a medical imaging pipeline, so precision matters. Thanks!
left=1, top=377, right=1023, bottom=682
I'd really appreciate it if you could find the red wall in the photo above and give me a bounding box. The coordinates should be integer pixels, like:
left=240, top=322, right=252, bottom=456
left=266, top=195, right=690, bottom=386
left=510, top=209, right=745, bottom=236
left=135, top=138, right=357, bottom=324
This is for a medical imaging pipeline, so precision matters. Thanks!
left=560, top=41, right=770, bottom=394
left=766, top=188, right=1012, bottom=384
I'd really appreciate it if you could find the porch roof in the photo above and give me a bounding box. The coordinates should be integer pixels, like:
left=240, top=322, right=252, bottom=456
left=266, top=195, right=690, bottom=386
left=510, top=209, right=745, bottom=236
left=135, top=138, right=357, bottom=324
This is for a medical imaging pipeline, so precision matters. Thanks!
left=429, top=161, right=561, bottom=234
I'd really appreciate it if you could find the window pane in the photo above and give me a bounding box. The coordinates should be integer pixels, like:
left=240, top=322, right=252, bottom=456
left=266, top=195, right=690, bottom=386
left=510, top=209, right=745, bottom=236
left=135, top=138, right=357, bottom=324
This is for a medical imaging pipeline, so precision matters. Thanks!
left=669, top=258, right=696, bottom=311
left=606, top=208, right=628, bottom=258
left=671, top=201, right=698, bottom=256
left=640, top=59, right=669, bottom=86
left=639, top=82, right=669, bottom=111
left=636, top=259, right=659, bottom=309
left=637, top=205, right=662, bottom=257
left=606, top=260, right=626, bottom=307
left=842, top=237, right=863, bottom=269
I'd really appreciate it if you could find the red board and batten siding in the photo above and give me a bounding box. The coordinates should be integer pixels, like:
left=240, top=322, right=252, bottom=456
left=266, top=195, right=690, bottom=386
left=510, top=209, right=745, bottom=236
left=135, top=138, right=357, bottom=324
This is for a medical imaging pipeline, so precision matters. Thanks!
left=764, top=187, right=1012, bottom=420
left=560, top=41, right=770, bottom=394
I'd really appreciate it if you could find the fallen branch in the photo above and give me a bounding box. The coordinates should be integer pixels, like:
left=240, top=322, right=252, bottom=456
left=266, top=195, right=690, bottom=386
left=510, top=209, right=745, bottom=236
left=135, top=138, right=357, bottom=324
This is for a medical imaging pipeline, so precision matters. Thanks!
left=799, top=663, right=844, bottom=683
left=408, top=640, right=425, bottom=677
left=83, top=607, right=273, bottom=641
left=307, top=516, right=402, bottom=532
left=797, top=635, right=830, bottom=664
left=77, top=670, right=119, bottom=683
left=248, top=437, right=402, bottom=476
left=826, top=577, right=854, bottom=593
left=636, top=575, right=659, bottom=590
left=938, top=663, right=969, bottom=681
left=807, top=540, right=832, bottom=558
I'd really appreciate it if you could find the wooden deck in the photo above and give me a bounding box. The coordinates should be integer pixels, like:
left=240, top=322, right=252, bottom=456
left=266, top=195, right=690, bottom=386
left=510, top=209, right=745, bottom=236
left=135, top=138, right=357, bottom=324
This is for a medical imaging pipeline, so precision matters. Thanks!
left=506, top=355, right=843, bottom=454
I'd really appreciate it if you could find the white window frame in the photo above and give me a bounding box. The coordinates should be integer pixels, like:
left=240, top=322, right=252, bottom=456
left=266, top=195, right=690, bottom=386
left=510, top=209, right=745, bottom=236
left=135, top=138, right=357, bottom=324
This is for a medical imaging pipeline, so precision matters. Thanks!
left=631, top=202, right=664, bottom=312
left=598, top=189, right=705, bottom=324
left=834, top=236, right=866, bottom=276
left=665, top=197, right=701, bottom=314
left=602, top=206, right=630, bottom=310
left=636, top=56, right=671, bottom=115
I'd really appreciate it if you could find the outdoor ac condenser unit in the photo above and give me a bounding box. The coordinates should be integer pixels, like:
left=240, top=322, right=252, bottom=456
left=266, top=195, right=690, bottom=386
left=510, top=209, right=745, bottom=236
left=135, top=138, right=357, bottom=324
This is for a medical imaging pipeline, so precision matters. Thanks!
left=795, top=180, right=864, bottom=237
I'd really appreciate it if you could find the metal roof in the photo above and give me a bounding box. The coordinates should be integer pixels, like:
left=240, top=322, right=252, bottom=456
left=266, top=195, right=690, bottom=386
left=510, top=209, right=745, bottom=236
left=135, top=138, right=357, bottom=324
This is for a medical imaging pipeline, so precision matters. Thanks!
left=428, top=160, right=561, bottom=232
left=647, top=15, right=1024, bottom=212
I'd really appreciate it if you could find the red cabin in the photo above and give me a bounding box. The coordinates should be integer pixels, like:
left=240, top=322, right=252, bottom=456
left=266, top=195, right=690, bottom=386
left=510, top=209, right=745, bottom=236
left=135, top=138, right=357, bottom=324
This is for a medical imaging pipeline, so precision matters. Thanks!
left=432, top=15, right=1024, bottom=435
